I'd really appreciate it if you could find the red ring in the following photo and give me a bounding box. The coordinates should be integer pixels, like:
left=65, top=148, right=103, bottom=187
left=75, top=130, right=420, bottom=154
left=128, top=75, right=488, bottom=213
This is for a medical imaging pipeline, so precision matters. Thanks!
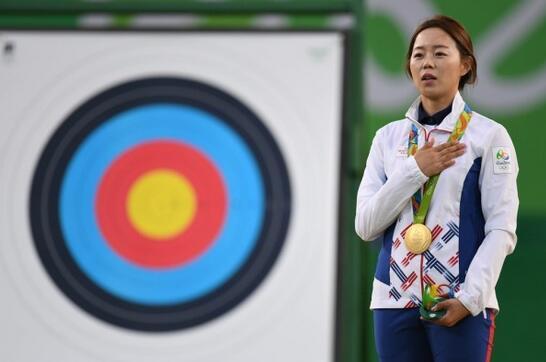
left=95, top=141, right=227, bottom=269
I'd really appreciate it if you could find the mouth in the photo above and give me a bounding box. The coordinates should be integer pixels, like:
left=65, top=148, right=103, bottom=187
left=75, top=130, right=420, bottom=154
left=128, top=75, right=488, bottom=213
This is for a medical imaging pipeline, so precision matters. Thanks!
left=421, top=73, right=437, bottom=81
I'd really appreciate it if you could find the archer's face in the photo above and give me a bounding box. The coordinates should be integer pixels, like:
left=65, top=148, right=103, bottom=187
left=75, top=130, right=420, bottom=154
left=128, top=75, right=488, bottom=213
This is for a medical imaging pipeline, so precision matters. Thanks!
left=410, top=27, right=468, bottom=101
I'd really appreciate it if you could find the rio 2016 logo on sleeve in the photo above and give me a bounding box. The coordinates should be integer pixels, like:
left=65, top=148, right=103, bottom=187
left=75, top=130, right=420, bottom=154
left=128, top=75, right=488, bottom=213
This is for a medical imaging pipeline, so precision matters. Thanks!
left=496, top=148, right=510, bottom=161
left=493, top=147, right=512, bottom=174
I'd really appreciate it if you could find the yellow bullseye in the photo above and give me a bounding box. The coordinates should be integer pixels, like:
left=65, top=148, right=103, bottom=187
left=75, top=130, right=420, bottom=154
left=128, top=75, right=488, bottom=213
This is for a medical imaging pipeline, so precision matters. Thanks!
left=127, top=169, right=197, bottom=240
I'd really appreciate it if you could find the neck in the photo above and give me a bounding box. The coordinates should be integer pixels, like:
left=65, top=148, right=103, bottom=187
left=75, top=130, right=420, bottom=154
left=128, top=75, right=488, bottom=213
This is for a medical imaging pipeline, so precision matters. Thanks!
left=420, top=92, right=456, bottom=115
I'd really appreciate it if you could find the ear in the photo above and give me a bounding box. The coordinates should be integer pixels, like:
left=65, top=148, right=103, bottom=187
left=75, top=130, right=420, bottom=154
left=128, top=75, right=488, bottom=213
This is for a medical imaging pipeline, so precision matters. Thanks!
left=460, top=56, right=471, bottom=77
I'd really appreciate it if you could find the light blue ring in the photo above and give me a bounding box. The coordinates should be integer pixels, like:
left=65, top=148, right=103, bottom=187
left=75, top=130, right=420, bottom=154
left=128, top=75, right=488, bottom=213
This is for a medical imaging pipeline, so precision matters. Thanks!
left=60, top=104, right=265, bottom=305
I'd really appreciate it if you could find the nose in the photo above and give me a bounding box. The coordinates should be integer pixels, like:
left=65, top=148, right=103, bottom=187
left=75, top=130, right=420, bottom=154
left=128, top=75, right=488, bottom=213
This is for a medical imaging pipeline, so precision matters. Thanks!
left=423, top=53, right=435, bottom=69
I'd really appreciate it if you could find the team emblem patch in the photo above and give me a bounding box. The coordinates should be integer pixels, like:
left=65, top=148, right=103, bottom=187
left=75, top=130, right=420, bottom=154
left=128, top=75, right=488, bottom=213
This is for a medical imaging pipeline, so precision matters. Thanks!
left=492, top=146, right=512, bottom=174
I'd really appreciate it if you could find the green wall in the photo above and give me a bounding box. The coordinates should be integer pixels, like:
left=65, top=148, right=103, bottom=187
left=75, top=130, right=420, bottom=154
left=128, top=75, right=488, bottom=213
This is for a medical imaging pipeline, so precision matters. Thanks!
left=362, top=1, right=546, bottom=360
left=0, top=0, right=351, bottom=13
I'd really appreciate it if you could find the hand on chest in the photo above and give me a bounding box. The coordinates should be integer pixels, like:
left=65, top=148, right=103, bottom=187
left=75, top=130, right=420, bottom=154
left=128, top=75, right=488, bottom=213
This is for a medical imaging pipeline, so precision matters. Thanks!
left=388, top=125, right=478, bottom=185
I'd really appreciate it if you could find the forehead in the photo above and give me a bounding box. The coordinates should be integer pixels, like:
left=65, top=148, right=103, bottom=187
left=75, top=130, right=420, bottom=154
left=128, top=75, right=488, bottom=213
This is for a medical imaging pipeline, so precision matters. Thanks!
left=413, top=27, right=457, bottom=49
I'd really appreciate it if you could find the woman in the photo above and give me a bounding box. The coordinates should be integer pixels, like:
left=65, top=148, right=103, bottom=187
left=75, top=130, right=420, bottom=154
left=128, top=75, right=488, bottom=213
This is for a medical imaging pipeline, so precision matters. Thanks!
left=355, top=15, right=518, bottom=362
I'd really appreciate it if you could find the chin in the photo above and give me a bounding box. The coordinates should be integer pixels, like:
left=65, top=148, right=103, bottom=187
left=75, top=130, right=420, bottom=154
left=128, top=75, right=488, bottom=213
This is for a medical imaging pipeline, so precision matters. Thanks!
left=419, top=88, right=444, bottom=100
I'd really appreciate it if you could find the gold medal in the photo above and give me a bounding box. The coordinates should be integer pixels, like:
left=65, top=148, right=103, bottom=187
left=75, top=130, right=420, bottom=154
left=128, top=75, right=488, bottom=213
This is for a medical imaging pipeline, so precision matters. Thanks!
left=404, top=224, right=432, bottom=254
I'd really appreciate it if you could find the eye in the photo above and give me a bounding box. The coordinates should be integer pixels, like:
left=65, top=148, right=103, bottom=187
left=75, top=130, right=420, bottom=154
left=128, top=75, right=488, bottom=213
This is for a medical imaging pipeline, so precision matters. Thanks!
left=413, top=52, right=423, bottom=59
left=435, top=52, right=447, bottom=57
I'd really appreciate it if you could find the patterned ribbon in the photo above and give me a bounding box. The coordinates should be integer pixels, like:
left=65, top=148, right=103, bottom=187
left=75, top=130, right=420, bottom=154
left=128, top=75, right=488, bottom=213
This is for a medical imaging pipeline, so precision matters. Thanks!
left=408, top=104, right=472, bottom=224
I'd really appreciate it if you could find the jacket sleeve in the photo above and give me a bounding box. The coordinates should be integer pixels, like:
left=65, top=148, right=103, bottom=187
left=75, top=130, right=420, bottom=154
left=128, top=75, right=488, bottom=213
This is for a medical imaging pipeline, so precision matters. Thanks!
left=456, top=125, right=519, bottom=316
left=355, top=127, right=429, bottom=241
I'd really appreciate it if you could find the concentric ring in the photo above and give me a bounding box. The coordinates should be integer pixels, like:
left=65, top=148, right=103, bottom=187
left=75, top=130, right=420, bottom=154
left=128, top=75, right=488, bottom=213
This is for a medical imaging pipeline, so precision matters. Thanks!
left=95, top=140, right=227, bottom=269
left=30, top=77, right=291, bottom=331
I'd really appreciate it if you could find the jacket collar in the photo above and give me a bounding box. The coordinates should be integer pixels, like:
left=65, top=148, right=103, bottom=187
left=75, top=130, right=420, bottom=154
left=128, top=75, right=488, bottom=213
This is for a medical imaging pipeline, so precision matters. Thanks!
left=405, top=91, right=466, bottom=131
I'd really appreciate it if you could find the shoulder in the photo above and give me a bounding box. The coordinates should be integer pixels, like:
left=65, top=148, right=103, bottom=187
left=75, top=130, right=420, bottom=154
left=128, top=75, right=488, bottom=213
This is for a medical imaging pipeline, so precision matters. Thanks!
left=469, top=111, right=509, bottom=135
left=467, top=111, right=517, bottom=166
left=374, top=118, right=410, bottom=140
left=468, top=111, right=513, bottom=144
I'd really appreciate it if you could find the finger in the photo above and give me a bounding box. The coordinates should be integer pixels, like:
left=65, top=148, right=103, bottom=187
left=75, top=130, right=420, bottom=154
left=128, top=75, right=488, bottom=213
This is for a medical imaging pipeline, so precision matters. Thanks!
left=435, top=317, right=453, bottom=327
left=447, top=143, right=467, bottom=155
left=452, top=148, right=466, bottom=158
left=433, top=143, right=449, bottom=152
left=432, top=301, right=449, bottom=312
left=439, top=142, right=465, bottom=156
left=440, top=145, right=466, bottom=162
left=439, top=150, right=464, bottom=163
left=434, top=141, right=457, bottom=152
left=438, top=160, right=455, bottom=173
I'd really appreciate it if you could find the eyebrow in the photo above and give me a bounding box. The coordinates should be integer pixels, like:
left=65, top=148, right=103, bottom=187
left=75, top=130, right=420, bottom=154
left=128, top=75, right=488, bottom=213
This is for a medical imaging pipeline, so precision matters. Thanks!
left=413, top=45, right=450, bottom=50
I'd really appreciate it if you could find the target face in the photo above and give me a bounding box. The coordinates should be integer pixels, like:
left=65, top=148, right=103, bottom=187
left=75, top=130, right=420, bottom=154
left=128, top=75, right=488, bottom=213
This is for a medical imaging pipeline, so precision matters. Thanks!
left=30, top=77, right=291, bottom=331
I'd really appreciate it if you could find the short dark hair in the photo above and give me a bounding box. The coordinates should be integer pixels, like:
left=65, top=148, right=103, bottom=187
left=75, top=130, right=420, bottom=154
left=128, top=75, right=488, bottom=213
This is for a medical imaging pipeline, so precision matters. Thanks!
left=405, top=15, right=477, bottom=90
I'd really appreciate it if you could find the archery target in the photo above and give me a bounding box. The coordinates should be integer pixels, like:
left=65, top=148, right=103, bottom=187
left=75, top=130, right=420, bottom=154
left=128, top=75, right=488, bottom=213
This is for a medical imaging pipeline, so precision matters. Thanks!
left=0, top=31, right=344, bottom=361
left=30, top=76, right=291, bottom=330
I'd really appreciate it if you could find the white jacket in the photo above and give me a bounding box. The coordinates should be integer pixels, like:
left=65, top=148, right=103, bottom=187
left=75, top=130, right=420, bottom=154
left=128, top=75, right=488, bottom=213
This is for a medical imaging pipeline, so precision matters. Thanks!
left=355, top=92, right=519, bottom=316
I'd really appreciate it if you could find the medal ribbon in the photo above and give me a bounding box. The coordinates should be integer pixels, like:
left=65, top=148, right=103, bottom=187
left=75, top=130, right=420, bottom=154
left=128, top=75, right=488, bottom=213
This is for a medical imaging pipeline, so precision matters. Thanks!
left=408, top=104, right=472, bottom=224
